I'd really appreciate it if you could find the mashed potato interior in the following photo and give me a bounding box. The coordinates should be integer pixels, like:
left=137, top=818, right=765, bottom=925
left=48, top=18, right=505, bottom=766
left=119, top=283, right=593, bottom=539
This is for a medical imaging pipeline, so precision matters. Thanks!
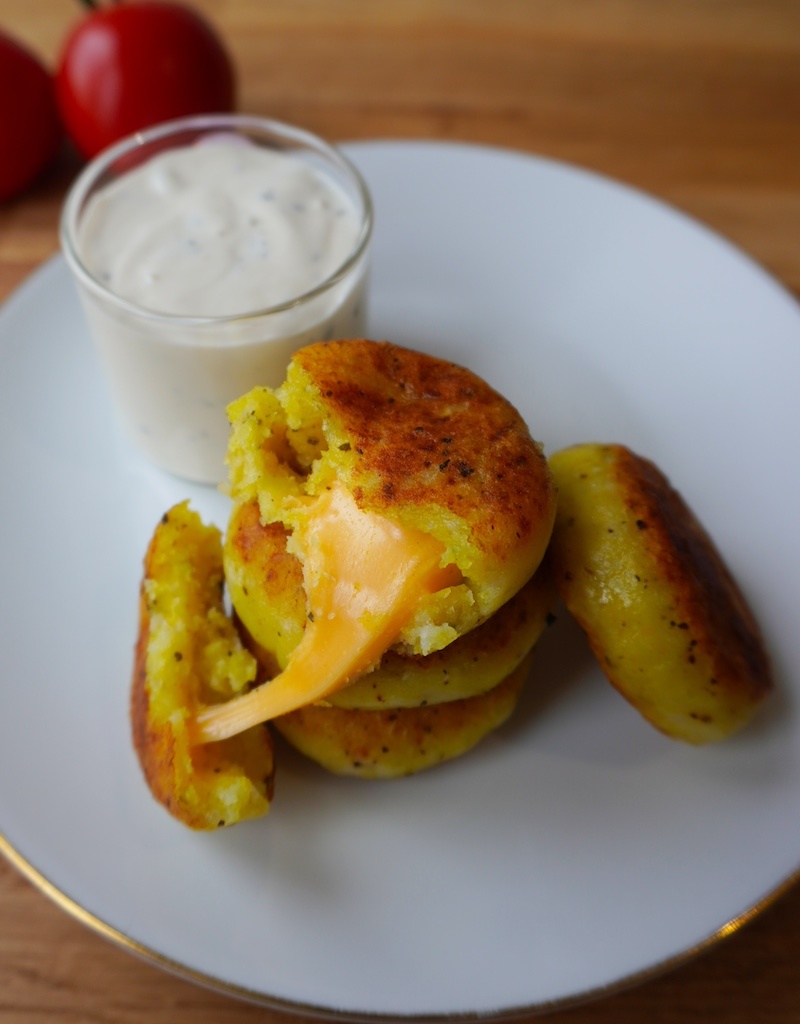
left=192, top=483, right=461, bottom=743
left=223, top=382, right=479, bottom=653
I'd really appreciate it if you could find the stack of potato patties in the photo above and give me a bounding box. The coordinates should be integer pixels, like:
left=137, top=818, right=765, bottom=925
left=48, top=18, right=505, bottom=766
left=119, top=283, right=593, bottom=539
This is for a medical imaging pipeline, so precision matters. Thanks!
left=222, top=339, right=558, bottom=778
left=131, top=341, right=774, bottom=829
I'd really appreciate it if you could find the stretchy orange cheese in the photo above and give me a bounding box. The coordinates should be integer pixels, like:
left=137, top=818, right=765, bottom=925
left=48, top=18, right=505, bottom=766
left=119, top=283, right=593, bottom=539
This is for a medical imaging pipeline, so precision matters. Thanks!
left=226, top=498, right=558, bottom=711
left=191, top=483, right=460, bottom=743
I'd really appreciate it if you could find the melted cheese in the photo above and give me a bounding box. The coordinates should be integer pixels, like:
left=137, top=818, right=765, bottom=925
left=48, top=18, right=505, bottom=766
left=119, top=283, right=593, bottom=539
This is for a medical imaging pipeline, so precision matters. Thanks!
left=192, top=484, right=460, bottom=744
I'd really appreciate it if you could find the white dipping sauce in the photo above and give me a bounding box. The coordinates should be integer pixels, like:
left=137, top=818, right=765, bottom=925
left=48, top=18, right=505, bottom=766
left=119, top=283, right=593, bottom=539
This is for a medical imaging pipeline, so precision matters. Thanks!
left=69, top=138, right=370, bottom=484
left=78, top=142, right=363, bottom=317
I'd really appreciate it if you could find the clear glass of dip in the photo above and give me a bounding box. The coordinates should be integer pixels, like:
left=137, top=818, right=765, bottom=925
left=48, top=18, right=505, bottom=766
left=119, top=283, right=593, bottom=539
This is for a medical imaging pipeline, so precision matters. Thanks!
left=60, top=113, right=373, bottom=484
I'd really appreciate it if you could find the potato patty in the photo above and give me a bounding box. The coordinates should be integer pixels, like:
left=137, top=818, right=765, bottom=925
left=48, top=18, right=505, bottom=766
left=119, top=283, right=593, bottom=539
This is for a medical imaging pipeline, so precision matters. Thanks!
left=225, top=340, right=556, bottom=653
left=226, top=499, right=556, bottom=709
left=274, top=653, right=532, bottom=779
left=547, top=444, right=772, bottom=744
left=131, top=503, right=274, bottom=828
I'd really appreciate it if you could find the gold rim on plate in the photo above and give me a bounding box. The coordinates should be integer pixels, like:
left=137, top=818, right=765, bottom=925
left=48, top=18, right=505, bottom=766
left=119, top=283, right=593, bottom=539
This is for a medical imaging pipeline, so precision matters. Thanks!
left=2, top=827, right=798, bottom=1021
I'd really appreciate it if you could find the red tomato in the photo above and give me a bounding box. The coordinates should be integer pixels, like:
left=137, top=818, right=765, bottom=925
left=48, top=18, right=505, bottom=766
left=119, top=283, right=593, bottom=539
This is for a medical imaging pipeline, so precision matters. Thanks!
left=0, top=32, right=61, bottom=202
left=56, top=2, right=236, bottom=160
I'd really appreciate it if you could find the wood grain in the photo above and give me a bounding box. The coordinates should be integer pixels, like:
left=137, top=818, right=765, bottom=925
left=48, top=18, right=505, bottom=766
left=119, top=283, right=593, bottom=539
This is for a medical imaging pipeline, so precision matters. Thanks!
left=1, top=1, right=799, bottom=1021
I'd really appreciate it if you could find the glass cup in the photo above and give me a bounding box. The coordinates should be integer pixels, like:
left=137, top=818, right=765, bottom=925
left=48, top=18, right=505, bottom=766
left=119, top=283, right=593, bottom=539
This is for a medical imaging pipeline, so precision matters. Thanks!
left=60, top=114, right=373, bottom=484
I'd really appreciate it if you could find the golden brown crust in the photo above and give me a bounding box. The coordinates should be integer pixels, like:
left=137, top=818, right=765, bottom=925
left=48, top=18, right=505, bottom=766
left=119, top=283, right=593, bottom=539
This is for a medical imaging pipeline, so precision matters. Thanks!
left=290, top=340, right=554, bottom=569
left=274, top=653, right=531, bottom=778
left=131, top=585, right=177, bottom=816
left=224, top=501, right=305, bottom=675
left=611, top=446, right=771, bottom=705
left=548, top=443, right=773, bottom=743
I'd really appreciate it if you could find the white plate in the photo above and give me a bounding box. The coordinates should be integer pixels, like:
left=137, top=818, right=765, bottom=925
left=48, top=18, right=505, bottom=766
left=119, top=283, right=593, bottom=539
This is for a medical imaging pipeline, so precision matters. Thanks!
left=1, top=140, right=800, bottom=1020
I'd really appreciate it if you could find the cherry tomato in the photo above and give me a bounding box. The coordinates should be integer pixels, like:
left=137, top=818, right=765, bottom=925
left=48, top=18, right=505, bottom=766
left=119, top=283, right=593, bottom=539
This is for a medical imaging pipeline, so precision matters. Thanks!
left=56, top=2, right=236, bottom=160
left=0, top=32, right=61, bottom=202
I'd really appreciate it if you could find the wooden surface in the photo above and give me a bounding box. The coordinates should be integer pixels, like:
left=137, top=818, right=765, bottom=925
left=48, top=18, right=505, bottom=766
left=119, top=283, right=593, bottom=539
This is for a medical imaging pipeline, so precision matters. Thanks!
left=1, top=1, right=799, bottom=1021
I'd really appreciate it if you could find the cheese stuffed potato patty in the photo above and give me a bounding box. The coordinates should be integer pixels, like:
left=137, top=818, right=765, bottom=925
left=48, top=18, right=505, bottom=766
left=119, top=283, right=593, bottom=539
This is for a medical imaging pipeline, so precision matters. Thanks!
left=226, top=499, right=557, bottom=709
left=548, top=444, right=772, bottom=744
left=226, top=340, right=556, bottom=654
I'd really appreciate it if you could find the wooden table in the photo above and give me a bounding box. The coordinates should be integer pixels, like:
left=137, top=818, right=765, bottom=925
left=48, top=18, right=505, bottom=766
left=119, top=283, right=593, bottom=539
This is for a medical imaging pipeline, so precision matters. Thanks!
left=1, top=2, right=799, bottom=1021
